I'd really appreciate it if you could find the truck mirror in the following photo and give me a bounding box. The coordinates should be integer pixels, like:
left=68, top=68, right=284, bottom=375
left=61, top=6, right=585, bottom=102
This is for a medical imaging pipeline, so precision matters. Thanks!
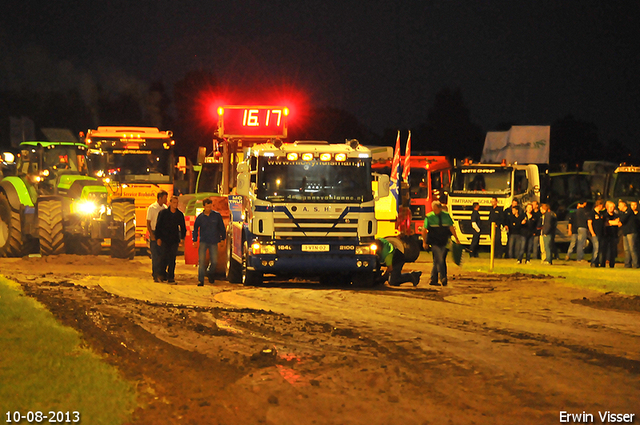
left=236, top=172, right=251, bottom=196
left=377, top=174, right=390, bottom=199
left=237, top=162, right=248, bottom=174
left=196, top=147, right=206, bottom=165
left=177, top=156, right=187, bottom=173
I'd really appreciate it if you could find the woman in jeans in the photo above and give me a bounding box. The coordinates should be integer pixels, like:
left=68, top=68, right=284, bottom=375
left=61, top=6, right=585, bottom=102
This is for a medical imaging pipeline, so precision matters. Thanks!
left=508, top=206, right=527, bottom=263
left=523, top=203, right=538, bottom=264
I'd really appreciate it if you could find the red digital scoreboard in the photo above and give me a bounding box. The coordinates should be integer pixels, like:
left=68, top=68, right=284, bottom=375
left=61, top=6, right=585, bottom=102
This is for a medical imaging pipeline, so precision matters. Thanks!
left=217, top=105, right=289, bottom=139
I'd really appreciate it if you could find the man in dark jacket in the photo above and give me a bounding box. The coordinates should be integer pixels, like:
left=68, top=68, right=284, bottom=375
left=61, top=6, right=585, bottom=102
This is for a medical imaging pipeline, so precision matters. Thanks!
left=618, top=200, right=638, bottom=268
left=192, top=198, right=227, bottom=285
left=508, top=206, right=526, bottom=263
left=531, top=201, right=542, bottom=259
left=469, top=202, right=481, bottom=258
left=489, top=197, right=504, bottom=258
left=632, top=201, right=640, bottom=259
left=587, top=200, right=606, bottom=267
left=565, top=201, right=589, bottom=262
left=504, top=199, right=521, bottom=258
left=156, top=196, right=187, bottom=283
left=601, top=201, right=621, bottom=268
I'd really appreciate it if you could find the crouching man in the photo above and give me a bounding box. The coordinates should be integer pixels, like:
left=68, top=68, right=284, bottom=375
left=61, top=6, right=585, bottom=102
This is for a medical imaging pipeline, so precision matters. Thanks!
left=375, top=237, right=421, bottom=287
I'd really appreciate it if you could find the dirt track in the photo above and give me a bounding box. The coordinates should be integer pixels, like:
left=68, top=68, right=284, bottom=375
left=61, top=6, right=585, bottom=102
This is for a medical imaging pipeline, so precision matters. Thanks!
left=3, top=254, right=639, bottom=425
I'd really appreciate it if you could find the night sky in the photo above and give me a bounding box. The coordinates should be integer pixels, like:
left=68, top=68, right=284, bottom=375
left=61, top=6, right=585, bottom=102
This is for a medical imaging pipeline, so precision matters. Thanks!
left=1, top=0, right=639, bottom=149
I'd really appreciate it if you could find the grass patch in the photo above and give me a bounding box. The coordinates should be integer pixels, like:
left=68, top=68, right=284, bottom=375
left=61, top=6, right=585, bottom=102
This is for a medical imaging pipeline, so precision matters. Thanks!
left=0, top=277, right=135, bottom=424
left=457, top=255, right=640, bottom=296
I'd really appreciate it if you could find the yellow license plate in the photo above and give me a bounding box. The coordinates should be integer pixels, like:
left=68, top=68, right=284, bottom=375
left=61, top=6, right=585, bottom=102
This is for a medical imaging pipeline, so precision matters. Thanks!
left=301, top=244, right=330, bottom=252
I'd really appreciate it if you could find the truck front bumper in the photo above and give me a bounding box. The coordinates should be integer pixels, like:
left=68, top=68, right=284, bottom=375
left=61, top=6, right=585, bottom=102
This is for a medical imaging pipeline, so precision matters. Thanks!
left=247, top=254, right=378, bottom=274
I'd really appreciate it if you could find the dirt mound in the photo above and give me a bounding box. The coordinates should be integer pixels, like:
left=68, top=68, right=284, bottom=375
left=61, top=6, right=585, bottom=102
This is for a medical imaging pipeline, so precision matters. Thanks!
left=573, top=292, right=640, bottom=313
left=21, top=254, right=144, bottom=267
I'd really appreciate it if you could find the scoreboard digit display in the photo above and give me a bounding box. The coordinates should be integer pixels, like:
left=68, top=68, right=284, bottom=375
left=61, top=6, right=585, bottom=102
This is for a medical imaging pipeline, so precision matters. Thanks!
left=217, top=105, right=289, bottom=139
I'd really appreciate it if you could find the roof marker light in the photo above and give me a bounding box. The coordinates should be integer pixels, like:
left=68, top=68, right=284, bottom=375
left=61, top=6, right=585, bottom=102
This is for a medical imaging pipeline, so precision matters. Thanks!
left=320, top=153, right=332, bottom=161
left=287, top=153, right=298, bottom=161
left=302, top=153, right=314, bottom=161
left=335, top=153, right=347, bottom=162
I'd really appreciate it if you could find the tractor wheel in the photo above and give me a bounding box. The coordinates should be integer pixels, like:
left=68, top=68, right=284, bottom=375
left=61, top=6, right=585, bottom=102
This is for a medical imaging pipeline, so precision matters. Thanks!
left=0, top=195, right=25, bottom=257
left=242, top=241, right=263, bottom=286
left=68, top=236, right=102, bottom=255
left=111, top=201, right=135, bottom=259
left=38, top=199, right=65, bottom=256
left=225, top=236, right=242, bottom=283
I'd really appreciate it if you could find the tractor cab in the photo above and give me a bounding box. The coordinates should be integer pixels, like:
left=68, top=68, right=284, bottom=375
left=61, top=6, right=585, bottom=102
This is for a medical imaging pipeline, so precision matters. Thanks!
left=17, top=142, right=89, bottom=196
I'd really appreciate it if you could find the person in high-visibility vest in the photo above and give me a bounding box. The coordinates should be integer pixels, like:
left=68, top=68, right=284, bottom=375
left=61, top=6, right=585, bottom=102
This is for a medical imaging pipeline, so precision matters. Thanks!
left=375, top=238, right=421, bottom=287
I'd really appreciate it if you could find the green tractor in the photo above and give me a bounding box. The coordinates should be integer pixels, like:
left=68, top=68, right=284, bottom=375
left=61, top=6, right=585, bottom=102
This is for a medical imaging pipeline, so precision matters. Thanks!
left=0, top=141, right=135, bottom=258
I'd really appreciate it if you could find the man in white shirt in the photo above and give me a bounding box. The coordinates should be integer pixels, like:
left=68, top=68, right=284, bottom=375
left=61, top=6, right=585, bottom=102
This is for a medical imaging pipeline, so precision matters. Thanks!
left=147, top=190, right=168, bottom=281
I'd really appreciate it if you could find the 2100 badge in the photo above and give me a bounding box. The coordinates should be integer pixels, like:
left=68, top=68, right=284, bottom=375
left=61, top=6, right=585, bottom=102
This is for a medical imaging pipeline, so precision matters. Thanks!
left=5, top=411, right=80, bottom=423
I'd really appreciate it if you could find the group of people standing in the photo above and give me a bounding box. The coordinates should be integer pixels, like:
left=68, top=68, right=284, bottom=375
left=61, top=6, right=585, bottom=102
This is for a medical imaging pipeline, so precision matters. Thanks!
left=470, top=197, right=556, bottom=264
left=146, top=191, right=226, bottom=285
left=580, top=199, right=639, bottom=268
left=471, top=196, right=640, bottom=267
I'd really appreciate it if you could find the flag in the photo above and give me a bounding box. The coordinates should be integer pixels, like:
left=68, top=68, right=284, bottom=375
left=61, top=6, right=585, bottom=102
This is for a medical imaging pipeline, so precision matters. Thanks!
left=402, top=131, right=411, bottom=183
left=390, top=131, right=401, bottom=213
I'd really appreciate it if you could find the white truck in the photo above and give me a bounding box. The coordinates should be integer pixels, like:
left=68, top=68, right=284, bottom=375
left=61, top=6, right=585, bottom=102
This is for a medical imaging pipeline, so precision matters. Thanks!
left=448, top=161, right=543, bottom=245
left=225, top=139, right=389, bottom=287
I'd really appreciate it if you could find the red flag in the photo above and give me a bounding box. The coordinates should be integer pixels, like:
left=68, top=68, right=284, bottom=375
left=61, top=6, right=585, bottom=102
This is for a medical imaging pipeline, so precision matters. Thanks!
left=390, top=131, right=401, bottom=181
left=390, top=131, right=401, bottom=212
left=402, top=131, right=411, bottom=182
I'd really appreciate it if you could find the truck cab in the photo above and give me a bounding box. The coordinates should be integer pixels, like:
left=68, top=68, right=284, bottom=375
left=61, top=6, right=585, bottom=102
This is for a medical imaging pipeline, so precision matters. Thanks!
left=226, top=140, right=389, bottom=287
left=448, top=161, right=542, bottom=245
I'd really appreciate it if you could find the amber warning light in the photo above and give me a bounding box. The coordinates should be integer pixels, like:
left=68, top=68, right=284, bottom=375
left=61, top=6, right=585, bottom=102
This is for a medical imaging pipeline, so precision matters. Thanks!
left=217, top=105, right=289, bottom=139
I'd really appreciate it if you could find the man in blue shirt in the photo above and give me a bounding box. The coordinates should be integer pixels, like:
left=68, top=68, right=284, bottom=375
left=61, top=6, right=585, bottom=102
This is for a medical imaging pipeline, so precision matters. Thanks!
left=192, top=198, right=226, bottom=286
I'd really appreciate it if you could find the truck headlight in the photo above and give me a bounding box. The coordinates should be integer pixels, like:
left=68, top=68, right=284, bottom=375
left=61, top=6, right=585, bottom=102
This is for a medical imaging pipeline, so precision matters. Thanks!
left=76, top=200, right=98, bottom=215
left=251, top=242, right=276, bottom=254
left=356, top=244, right=377, bottom=255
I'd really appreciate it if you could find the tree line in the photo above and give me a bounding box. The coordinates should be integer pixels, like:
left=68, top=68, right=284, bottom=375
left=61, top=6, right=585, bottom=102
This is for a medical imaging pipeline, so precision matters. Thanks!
left=0, top=69, right=632, bottom=165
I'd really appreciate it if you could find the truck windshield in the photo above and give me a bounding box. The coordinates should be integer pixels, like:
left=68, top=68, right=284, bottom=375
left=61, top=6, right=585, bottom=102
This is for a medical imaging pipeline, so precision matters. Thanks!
left=88, top=149, right=173, bottom=183
left=611, top=172, right=640, bottom=198
left=451, top=168, right=513, bottom=195
left=256, top=157, right=373, bottom=203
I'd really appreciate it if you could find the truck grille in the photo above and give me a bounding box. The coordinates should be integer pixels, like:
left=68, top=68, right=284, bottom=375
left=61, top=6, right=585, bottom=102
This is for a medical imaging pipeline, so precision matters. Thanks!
left=273, top=216, right=358, bottom=239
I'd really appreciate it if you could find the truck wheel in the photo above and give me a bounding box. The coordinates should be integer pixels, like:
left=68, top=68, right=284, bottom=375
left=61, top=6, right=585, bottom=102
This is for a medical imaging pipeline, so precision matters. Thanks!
left=111, top=201, right=135, bottom=259
left=242, top=241, right=263, bottom=286
left=351, top=272, right=376, bottom=288
left=226, top=236, right=242, bottom=283
left=38, top=199, right=65, bottom=256
left=0, top=195, right=25, bottom=257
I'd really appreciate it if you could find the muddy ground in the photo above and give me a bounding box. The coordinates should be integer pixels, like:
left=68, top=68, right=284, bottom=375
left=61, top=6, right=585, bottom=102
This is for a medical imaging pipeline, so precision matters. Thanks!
left=2, top=254, right=639, bottom=425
